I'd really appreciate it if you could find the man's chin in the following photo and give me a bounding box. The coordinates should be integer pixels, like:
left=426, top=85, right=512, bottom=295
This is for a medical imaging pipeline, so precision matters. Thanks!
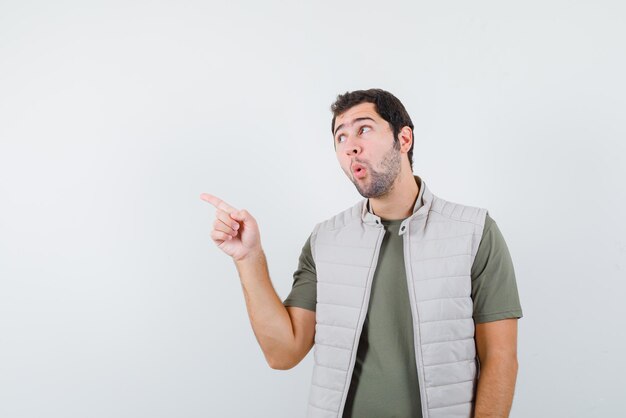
left=354, top=184, right=379, bottom=199
left=353, top=182, right=369, bottom=198
left=355, top=182, right=392, bottom=199
left=350, top=175, right=383, bottom=198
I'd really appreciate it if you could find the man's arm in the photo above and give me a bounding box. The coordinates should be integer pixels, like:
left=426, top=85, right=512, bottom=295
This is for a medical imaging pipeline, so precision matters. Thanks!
left=235, top=249, right=315, bottom=369
left=474, top=318, right=519, bottom=418
left=200, top=193, right=315, bottom=370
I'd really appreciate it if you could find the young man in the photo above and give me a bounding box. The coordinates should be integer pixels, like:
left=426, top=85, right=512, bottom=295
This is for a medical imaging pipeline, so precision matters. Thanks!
left=201, top=89, right=522, bottom=418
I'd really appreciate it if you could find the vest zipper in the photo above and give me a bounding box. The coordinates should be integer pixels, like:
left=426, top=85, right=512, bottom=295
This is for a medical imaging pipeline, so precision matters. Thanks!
left=337, top=226, right=386, bottom=418
left=403, top=222, right=430, bottom=418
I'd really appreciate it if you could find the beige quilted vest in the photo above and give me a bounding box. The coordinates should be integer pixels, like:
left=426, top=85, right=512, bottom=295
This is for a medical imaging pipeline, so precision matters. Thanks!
left=307, top=176, right=487, bottom=418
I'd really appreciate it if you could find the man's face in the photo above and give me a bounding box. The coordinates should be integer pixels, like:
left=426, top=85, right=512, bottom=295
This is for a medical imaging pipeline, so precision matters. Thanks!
left=333, top=102, right=402, bottom=198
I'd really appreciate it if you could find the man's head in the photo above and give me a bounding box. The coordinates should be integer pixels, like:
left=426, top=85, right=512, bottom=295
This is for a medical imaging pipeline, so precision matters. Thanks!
left=330, top=88, right=415, bottom=198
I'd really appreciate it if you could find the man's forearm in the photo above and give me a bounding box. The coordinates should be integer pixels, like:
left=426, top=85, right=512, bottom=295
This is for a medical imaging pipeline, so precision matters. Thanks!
left=234, top=248, right=296, bottom=369
left=473, top=355, right=518, bottom=417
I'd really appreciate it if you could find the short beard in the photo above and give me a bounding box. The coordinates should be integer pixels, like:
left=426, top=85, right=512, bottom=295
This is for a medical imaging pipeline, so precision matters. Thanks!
left=353, top=140, right=402, bottom=198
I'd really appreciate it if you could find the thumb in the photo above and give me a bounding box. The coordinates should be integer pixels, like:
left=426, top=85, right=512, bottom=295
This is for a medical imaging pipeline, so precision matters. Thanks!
left=230, top=209, right=252, bottom=224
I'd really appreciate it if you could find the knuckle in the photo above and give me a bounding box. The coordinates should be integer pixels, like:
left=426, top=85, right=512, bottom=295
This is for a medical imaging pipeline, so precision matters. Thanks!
left=211, top=231, right=225, bottom=242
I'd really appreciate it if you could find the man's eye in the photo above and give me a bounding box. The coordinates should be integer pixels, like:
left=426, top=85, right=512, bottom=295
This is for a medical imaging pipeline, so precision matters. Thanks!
left=360, top=126, right=371, bottom=134
left=337, top=134, right=345, bottom=143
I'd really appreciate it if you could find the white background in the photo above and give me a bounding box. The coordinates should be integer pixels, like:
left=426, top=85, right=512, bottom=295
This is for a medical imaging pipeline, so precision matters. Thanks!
left=1, top=1, right=625, bottom=417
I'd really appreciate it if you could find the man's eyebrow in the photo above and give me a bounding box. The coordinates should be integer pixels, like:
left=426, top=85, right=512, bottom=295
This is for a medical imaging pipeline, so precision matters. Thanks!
left=334, top=117, right=376, bottom=137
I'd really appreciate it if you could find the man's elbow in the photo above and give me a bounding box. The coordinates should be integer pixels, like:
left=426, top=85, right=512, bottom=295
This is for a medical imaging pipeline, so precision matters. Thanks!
left=266, top=355, right=297, bottom=370
left=504, top=352, right=519, bottom=373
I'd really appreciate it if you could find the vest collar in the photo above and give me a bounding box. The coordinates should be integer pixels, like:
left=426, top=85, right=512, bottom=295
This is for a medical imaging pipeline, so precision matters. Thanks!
left=360, top=175, right=434, bottom=234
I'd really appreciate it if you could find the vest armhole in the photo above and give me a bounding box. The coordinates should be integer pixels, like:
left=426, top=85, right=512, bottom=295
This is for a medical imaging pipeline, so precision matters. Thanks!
left=471, top=208, right=489, bottom=258
left=310, top=224, right=321, bottom=262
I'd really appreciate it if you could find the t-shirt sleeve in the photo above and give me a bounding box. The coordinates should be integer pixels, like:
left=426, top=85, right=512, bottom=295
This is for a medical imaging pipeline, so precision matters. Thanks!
left=471, top=213, right=523, bottom=323
left=282, top=233, right=317, bottom=312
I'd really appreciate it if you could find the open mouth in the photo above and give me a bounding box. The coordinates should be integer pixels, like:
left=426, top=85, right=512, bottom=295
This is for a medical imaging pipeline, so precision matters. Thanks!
left=353, top=163, right=367, bottom=178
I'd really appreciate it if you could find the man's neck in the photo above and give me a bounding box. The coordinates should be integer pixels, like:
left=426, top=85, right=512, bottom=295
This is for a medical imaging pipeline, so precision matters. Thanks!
left=369, top=170, right=419, bottom=221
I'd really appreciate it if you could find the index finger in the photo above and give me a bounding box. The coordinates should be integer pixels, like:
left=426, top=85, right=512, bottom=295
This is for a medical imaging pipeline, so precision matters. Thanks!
left=200, top=193, right=238, bottom=214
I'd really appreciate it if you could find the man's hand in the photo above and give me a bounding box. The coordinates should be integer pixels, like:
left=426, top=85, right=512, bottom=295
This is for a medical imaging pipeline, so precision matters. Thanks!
left=200, top=193, right=261, bottom=262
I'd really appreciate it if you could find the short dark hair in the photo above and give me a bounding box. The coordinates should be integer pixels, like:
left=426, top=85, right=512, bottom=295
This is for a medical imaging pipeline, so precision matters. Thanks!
left=330, top=88, right=415, bottom=168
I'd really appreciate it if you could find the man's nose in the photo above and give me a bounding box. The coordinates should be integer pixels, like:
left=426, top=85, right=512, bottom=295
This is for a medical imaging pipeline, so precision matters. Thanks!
left=345, top=137, right=361, bottom=156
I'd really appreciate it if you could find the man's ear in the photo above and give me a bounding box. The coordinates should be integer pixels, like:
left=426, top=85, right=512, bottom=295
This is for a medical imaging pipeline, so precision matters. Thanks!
left=398, top=126, right=413, bottom=153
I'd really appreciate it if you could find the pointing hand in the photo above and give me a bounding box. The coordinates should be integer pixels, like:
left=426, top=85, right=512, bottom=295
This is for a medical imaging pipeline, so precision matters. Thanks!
left=200, top=193, right=262, bottom=262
